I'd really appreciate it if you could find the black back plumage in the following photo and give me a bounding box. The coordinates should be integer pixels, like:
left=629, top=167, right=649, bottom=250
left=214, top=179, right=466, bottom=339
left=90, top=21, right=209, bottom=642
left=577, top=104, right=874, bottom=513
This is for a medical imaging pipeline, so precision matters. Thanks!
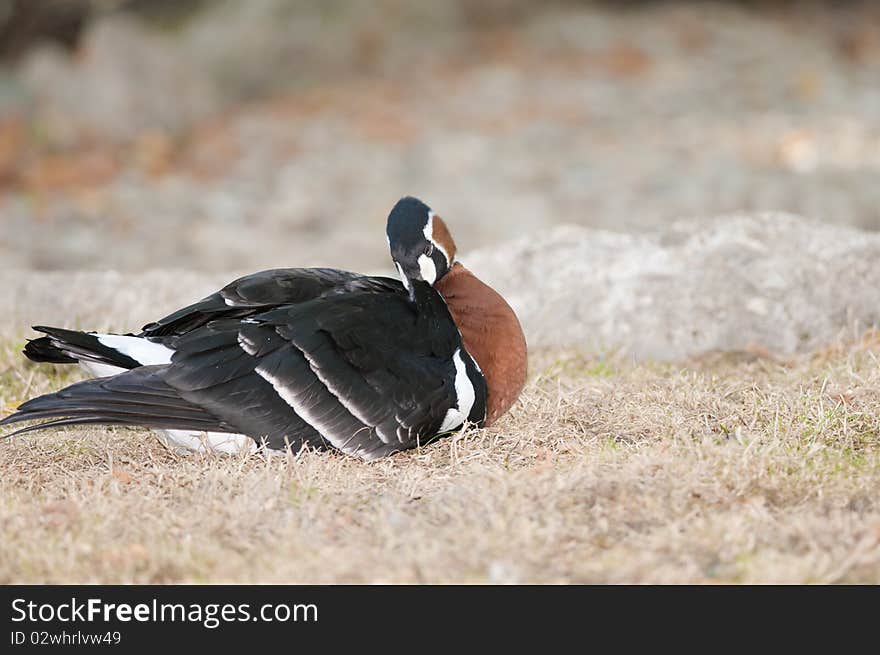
left=4, top=268, right=488, bottom=459
left=141, top=268, right=393, bottom=337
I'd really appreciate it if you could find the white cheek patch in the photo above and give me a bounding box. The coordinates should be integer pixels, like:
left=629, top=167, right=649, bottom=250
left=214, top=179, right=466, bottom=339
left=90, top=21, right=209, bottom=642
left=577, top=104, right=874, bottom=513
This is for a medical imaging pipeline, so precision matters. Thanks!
left=395, top=263, right=411, bottom=290
left=418, top=253, right=437, bottom=285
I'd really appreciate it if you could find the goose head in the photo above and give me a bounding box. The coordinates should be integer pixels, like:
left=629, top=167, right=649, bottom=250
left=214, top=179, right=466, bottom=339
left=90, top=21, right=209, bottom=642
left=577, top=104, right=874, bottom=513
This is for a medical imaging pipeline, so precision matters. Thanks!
left=386, top=196, right=457, bottom=303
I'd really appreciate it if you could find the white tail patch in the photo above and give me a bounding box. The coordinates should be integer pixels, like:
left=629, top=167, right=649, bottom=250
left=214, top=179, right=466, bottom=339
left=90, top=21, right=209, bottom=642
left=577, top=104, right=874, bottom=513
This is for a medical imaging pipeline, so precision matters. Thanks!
left=439, top=348, right=476, bottom=432
left=96, top=334, right=174, bottom=366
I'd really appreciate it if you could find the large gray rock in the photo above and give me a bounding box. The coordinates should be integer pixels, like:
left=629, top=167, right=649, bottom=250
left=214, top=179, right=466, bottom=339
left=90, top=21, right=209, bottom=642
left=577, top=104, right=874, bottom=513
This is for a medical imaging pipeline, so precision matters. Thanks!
left=1, top=213, right=878, bottom=360
left=465, top=212, right=880, bottom=359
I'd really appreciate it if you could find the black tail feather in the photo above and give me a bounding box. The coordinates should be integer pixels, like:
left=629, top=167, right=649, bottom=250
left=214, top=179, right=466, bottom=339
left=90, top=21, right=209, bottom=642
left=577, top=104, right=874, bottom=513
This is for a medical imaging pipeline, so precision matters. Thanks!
left=23, top=336, right=77, bottom=364
left=0, top=365, right=231, bottom=438
left=1, top=414, right=224, bottom=438
left=23, top=326, right=140, bottom=369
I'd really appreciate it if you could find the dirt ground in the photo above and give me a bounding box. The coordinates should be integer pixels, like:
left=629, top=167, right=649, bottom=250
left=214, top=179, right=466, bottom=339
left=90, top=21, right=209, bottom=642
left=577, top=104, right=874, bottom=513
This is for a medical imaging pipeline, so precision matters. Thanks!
left=2, top=336, right=878, bottom=584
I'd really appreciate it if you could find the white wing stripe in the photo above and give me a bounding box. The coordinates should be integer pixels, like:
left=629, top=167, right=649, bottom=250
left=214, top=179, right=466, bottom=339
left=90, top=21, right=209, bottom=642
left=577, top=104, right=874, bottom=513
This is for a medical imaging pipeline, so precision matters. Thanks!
left=254, top=365, right=344, bottom=449
left=288, top=341, right=397, bottom=444
left=237, top=332, right=259, bottom=356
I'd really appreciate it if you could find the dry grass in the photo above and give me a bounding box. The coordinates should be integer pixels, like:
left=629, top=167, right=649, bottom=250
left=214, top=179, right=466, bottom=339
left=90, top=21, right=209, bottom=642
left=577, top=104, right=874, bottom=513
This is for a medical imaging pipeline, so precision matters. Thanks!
left=1, top=333, right=879, bottom=584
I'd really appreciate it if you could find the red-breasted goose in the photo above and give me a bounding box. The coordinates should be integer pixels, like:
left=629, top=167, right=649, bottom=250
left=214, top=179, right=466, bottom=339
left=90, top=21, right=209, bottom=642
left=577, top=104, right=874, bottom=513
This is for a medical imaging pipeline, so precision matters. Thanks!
left=1, top=197, right=528, bottom=460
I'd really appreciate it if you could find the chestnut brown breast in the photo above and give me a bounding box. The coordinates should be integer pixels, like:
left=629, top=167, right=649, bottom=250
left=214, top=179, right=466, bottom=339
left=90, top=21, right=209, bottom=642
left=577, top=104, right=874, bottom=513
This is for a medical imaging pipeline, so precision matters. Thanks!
left=435, top=262, right=527, bottom=426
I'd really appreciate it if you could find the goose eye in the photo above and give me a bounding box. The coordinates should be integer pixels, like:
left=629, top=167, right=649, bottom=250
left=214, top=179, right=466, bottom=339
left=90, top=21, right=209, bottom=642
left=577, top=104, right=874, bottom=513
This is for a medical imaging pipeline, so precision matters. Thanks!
left=424, top=243, right=434, bottom=257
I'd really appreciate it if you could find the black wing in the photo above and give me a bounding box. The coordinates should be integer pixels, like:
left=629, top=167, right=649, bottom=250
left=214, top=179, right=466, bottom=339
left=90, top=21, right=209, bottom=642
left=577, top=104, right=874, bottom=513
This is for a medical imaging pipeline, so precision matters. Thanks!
left=141, top=268, right=401, bottom=338
left=163, top=288, right=486, bottom=459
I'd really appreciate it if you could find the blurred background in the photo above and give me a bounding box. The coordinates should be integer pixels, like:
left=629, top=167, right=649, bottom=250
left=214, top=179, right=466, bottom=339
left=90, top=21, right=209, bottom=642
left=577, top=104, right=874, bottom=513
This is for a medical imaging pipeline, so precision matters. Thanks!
left=0, top=0, right=878, bottom=273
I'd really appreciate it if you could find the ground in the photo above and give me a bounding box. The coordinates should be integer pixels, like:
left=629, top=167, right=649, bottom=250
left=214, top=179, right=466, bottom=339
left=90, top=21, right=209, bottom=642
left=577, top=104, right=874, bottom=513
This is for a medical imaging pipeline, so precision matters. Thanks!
left=2, top=336, right=878, bottom=584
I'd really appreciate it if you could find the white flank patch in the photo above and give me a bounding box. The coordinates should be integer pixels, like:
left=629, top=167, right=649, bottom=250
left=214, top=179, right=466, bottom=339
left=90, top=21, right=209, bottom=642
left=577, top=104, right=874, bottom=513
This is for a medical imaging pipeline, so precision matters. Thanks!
left=224, top=296, right=237, bottom=307
left=439, top=348, right=476, bottom=432
left=96, top=334, right=174, bottom=366
left=255, top=366, right=342, bottom=448
left=395, top=263, right=411, bottom=291
left=158, top=429, right=256, bottom=455
left=418, top=253, right=437, bottom=285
